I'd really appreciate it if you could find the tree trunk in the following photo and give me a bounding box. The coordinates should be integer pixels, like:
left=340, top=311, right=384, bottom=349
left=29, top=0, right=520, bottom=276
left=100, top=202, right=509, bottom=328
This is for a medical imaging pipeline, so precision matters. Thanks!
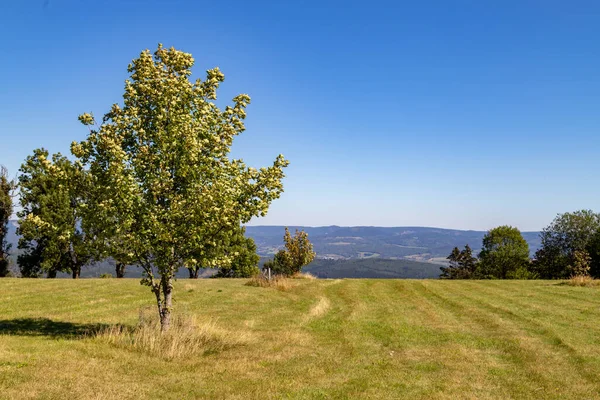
left=159, top=276, right=173, bottom=331
left=0, top=259, right=9, bottom=277
left=116, top=262, right=126, bottom=278
left=47, top=269, right=57, bottom=279
left=72, top=265, right=81, bottom=279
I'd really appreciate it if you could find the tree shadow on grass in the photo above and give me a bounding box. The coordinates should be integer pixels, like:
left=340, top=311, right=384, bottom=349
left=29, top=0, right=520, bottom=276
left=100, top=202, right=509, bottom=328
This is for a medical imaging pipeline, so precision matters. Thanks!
left=0, top=318, right=113, bottom=339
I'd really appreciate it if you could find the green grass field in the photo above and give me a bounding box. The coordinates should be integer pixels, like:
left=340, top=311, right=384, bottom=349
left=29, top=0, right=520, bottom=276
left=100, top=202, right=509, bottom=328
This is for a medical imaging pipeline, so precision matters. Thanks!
left=1, top=278, right=600, bottom=399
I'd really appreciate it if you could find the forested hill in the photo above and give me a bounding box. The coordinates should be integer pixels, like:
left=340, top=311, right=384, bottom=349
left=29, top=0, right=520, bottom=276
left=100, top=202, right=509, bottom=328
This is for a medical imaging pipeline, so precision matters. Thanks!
left=7, top=221, right=541, bottom=263
left=245, top=225, right=541, bottom=263
left=5, top=222, right=541, bottom=279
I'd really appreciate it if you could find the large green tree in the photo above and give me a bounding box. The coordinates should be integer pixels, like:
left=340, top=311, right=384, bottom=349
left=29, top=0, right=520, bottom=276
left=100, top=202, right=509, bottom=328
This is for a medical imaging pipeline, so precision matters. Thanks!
left=17, top=149, right=93, bottom=279
left=0, top=166, right=16, bottom=277
left=478, top=225, right=530, bottom=279
left=533, top=210, right=600, bottom=278
left=74, top=45, right=289, bottom=331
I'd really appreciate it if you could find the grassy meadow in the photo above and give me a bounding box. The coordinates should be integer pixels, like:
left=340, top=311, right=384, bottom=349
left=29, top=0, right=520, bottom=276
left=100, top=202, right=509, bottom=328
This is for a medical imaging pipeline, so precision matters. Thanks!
left=1, top=278, right=600, bottom=399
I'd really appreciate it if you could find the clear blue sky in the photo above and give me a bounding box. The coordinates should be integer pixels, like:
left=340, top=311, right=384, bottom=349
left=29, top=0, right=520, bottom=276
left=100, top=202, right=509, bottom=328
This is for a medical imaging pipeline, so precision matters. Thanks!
left=1, top=0, right=599, bottom=231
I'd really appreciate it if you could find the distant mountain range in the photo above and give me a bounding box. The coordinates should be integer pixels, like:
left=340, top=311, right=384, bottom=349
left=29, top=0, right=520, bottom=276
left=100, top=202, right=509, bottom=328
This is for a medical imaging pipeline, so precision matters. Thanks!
left=244, top=225, right=542, bottom=264
left=5, top=221, right=542, bottom=278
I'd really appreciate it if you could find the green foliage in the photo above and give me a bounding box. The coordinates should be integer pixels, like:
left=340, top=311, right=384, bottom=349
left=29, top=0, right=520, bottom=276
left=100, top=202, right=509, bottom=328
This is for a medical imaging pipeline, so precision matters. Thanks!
left=269, top=249, right=294, bottom=276
left=17, top=239, right=45, bottom=278
left=533, top=210, right=600, bottom=279
left=477, top=225, right=531, bottom=279
left=73, top=45, right=288, bottom=330
left=587, top=230, right=600, bottom=278
left=439, top=245, right=478, bottom=279
left=568, top=249, right=591, bottom=277
left=506, top=265, right=538, bottom=280
left=0, top=166, right=15, bottom=277
left=212, top=227, right=260, bottom=278
left=16, top=149, right=93, bottom=279
left=100, top=273, right=113, bottom=279
left=283, top=227, right=316, bottom=274
left=265, top=228, right=316, bottom=276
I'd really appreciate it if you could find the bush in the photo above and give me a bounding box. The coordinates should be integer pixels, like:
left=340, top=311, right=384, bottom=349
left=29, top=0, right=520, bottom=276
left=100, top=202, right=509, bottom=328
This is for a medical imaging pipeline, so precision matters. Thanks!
left=99, top=273, right=113, bottom=279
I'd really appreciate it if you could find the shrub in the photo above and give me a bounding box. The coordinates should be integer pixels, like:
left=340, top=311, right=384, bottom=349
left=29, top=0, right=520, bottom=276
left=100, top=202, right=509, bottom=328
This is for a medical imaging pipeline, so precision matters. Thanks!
left=568, top=250, right=592, bottom=277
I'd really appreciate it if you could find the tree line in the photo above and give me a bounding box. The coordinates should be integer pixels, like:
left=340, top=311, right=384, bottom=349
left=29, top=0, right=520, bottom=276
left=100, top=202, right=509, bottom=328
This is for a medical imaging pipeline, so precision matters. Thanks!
left=440, top=210, right=600, bottom=279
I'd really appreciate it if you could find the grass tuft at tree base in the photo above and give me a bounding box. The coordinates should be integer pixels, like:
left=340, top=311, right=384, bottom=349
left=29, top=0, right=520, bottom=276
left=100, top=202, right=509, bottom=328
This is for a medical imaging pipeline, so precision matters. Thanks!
left=93, top=307, right=249, bottom=360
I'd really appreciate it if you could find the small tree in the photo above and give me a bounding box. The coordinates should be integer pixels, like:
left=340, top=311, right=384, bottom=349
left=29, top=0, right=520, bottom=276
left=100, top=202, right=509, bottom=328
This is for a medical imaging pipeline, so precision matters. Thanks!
left=478, top=225, right=530, bottom=279
left=74, top=45, right=289, bottom=331
left=569, top=250, right=591, bottom=277
left=17, top=149, right=93, bottom=278
left=267, top=249, right=293, bottom=276
left=0, top=166, right=16, bottom=277
left=440, top=247, right=461, bottom=279
left=266, top=227, right=315, bottom=276
left=440, top=245, right=477, bottom=279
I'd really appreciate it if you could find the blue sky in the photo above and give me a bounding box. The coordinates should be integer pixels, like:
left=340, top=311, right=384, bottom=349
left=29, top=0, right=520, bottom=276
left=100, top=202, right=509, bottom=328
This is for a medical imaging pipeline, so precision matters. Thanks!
left=1, top=0, right=599, bottom=231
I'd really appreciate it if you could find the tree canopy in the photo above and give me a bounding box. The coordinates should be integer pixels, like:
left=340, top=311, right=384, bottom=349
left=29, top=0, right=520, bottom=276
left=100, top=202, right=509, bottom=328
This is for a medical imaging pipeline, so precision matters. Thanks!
left=213, top=227, right=260, bottom=278
left=17, top=149, right=93, bottom=279
left=478, top=225, right=531, bottom=279
left=533, top=210, right=600, bottom=278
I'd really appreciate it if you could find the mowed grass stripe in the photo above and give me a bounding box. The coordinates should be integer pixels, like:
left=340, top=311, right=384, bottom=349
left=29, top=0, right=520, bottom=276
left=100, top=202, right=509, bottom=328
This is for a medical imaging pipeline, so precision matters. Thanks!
left=461, top=281, right=600, bottom=346
left=414, top=281, right=585, bottom=398
left=428, top=281, right=600, bottom=397
left=450, top=281, right=600, bottom=379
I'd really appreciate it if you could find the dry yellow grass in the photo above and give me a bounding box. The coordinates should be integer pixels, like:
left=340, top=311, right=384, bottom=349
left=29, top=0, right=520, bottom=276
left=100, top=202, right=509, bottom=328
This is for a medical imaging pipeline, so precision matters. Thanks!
left=94, top=307, right=249, bottom=360
left=566, top=275, right=600, bottom=287
left=292, top=272, right=317, bottom=280
left=308, top=296, right=331, bottom=318
left=244, top=274, right=295, bottom=291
